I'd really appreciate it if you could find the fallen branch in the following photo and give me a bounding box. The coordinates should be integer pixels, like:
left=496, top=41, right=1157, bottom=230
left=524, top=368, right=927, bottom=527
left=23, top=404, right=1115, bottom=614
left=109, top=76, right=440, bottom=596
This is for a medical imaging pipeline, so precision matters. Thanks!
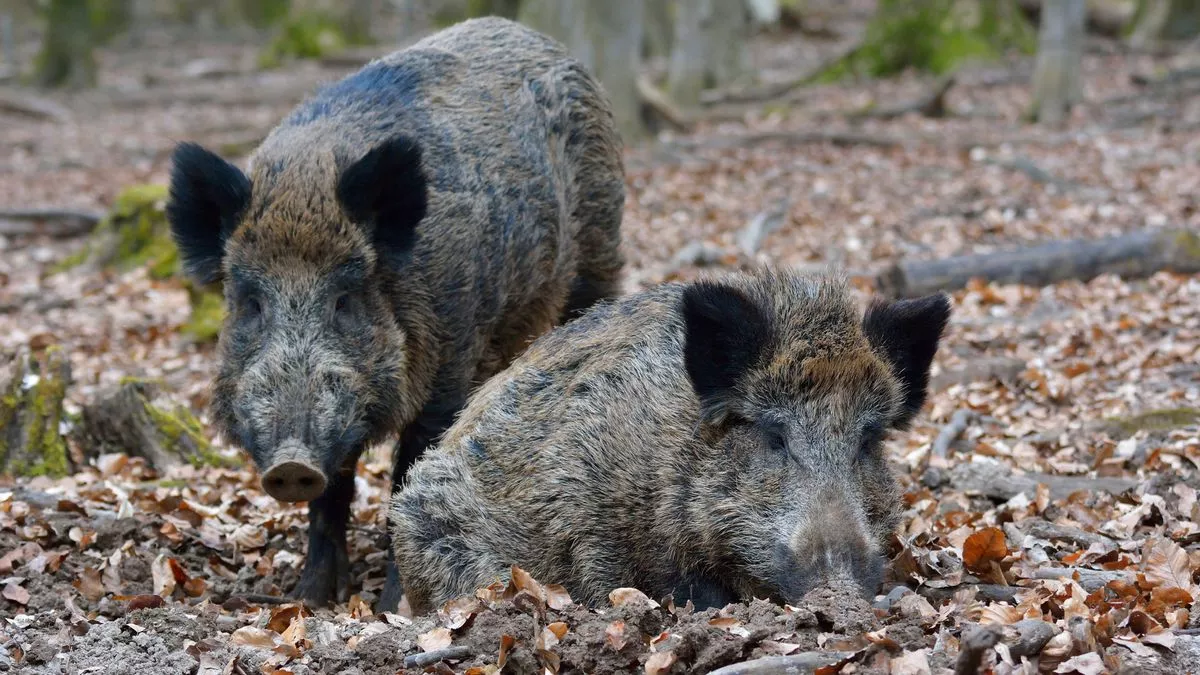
left=931, top=357, right=1026, bottom=392
left=920, top=583, right=1021, bottom=604
left=0, top=208, right=102, bottom=237
left=404, top=646, right=474, bottom=668
left=736, top=200, right=791, bottom=257
left=1020, top=520, right=1114, bottom=549
left=699, top=40, right=863, bottom=105
left=636, top=72, right=694, bottom=132
left=933, top=410, right=977, bottom=459
left=948, top=462, right=1139, bottom=501
left=1030, top=567, right=1134, bottom=591
left=876, top=228, right=1200, bottom=299
left=0, top=90, right=72, bottom=123
left=664, top=129, right=906, bottom=153
left=706, top=651, right=857, bottom=675
left=956, top=624, right=1001, bottom=675
left=852, top=74, right=956, bottom=121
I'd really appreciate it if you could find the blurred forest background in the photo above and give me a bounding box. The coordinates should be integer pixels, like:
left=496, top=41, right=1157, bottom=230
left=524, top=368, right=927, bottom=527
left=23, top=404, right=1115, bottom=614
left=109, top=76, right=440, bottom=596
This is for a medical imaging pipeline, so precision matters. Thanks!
left=1, top=1, right=1200, bottom=674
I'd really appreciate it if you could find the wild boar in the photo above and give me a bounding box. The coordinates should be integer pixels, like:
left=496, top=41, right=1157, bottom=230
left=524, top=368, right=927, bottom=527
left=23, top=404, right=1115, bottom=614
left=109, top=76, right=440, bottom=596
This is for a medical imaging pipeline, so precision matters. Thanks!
left=389, top=267, right=950, bottom=613
left=166, top=17, right=624, bottom=609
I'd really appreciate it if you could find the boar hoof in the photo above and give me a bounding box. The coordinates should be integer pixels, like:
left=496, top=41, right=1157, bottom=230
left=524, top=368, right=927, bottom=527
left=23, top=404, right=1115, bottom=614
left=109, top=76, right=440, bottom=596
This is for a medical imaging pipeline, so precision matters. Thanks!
left=262, top=460, right=328, bottom=502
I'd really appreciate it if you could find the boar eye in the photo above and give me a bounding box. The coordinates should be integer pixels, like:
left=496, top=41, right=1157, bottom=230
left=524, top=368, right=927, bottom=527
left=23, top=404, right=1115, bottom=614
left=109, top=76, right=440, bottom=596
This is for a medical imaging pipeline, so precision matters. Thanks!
left=857, top=423, right=885, bottom=461
left=763, top=425, right=788, bottom=454
left=335, top=294, right=349, bottom=313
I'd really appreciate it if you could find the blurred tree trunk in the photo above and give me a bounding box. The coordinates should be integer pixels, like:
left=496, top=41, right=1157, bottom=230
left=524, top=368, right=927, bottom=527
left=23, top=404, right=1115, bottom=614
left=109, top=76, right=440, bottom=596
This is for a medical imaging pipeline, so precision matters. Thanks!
left=467, top=0, right=521, bottom=18
left=1030, top=0, right=1086, bottom=125
left=341, top=0, right=377, bottom=42
left=34, top=0, right=97, bottom=88
left=667, top=0, right=749, bottom=107
left=1129, top=0, right=1200, bottom=44
left=519, top=0, right=646, bottom=140
left=644, top=0, right=674, bottom=59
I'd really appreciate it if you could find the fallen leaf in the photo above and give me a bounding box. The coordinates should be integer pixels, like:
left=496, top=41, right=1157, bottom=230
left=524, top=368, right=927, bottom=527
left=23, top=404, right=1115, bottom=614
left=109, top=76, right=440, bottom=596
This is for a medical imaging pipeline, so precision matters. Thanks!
left=609, top=587, right=658, bottom=609
left=963, top=527, right=1009, bottom=574
left=183, top=577, right=206, bottom=598
left=1144, top=538, right=1196, bottom=593
left=1054, top=652, right=1106, bottom=675
left=508, top=565, right=546, bottom=602
left=2, top=583, right=29, bottom=605
left=229, top=626, right=280, bottom=649
left=497, top=634, right=515, bottom=669
left=1113, top=636, right=1157, bottom=658
left=418, top=626, right=452, bottom=652
left=127, top=594, right=165, bottom=611
left=545, top=583, right=573, bottom=610
left=605, top=620, right=627, bottom=651
left=645, top=650, right=677, bottom=675
left=438, top=595, right=481, bottom=630
left=151, top=554, right=177, bottom=597
left=267, top=604, right=311, bottom=634
left=1143, top=631, right=1177, bottom=650
left=889, top=648, right=931, bottom=675
left=74, top=566, right=105, bottom=602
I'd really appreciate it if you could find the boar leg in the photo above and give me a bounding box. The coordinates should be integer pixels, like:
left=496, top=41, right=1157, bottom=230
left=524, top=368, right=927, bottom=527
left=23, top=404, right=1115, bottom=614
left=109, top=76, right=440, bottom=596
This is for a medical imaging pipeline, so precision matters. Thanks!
left=376, top=401, right=458, bottom=612
left=292, top=469, right=355, bottom=605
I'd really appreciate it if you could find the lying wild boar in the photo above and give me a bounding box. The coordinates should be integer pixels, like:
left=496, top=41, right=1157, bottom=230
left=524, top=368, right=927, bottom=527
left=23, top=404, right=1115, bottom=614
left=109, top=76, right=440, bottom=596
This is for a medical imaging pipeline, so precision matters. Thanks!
left=389, top=267, right=950, bottom=613
left=165, top=17, right=624, bottom=608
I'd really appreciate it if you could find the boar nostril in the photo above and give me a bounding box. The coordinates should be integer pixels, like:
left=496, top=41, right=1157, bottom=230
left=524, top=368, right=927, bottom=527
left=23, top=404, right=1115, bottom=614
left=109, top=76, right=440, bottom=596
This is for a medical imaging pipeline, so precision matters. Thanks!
left=261, top=458, right=328, bottom=502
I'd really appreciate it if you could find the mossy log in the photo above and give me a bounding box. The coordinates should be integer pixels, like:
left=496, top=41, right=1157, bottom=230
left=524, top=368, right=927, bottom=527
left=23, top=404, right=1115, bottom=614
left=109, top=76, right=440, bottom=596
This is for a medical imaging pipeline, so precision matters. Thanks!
left=70, top=380, right=236, bottom=472
left=0, top=348, right=75, bottom=478
left=57, top=183, right=225, bottom=343
left=876, top=227, right=1200, bottom=298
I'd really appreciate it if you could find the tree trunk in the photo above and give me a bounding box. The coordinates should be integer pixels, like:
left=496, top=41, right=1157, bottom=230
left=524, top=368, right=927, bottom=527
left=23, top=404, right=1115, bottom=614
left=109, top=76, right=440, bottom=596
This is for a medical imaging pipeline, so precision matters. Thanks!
left=1029, top=0, right=1086, bottom=124
left=876, top=228, right=1200, bottom=298
left=644, top=0, right=674, bottom=60
left=1129, top=0, right=1200, bottom=44
left=0, top=348, right=74, bottom=478
left=667, top=0, right=750, bottom=107
left=33, top=0, right=98, bottom=88
left=518, top=0, right=646, bottom=140
left=71, top=380, right=234, bottom=472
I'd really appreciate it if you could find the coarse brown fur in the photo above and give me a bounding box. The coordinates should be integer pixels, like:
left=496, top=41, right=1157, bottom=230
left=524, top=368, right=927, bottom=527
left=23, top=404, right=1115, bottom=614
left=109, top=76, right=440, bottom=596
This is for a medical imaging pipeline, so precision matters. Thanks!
left=389, top=267, right=950, bottom=614
left=167, top=17, right=624, bottom=607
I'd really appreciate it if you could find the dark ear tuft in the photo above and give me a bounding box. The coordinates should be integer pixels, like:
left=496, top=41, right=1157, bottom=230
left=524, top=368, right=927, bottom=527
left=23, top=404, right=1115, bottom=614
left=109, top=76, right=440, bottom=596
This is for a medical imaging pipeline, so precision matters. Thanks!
left=167, top=143, right=252, bottom=285
left=862, top=293, right=951, bottom=428
left=681, top=282, right=774, bottom=421
left=336, top=136, right=427, bottom=261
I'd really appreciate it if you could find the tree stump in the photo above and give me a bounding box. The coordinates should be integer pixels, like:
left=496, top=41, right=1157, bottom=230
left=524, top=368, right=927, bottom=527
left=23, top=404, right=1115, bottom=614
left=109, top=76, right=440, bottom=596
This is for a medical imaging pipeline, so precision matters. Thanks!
left=0, top=347, right=74, bottom=478
left=71, top=380, right=236, bottom=473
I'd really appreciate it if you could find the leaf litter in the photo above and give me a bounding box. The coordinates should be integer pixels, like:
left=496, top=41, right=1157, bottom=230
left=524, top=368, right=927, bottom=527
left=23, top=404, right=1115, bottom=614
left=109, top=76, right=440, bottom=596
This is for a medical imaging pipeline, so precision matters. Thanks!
left=2, top=3, right=1200, bottom=673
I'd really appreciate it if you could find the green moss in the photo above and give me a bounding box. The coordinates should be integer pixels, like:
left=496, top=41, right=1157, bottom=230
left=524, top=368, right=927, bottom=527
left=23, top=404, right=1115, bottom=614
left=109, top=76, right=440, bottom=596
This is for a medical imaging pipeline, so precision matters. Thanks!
left=1103, top=407, right=1200, bottom=438
left=8, top=347, right=71, bottom=478
left=51, top=244, right=92, bottom=274
left=143, top=398, right=237, bottom=468
left=817, top=0, right=1034, bottom=80
left=259, top=12, right=354, bottom=69
left=183, top=284, right=226, bottom=343
left=1174, top=229, right=1200, bottom=261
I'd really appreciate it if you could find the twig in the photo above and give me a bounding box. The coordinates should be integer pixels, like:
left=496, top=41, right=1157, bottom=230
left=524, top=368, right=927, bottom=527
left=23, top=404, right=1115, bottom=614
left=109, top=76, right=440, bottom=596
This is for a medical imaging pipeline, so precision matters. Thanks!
left=636, top=72, right=693, bottom=132
left=933, top=410, right=976, bottom=459
left=0, top=90, right=72, bottom=123
left=227, top=593, right=294, bottom=606
left=404, top=646, right=474, bottom=668
left=705, top=651, right=857, bottom=675
left=736, top=200, right=790, bottom=257
left=955, top=624, right=1001, bottom=675
left=0, top=208, right=102, bottom=237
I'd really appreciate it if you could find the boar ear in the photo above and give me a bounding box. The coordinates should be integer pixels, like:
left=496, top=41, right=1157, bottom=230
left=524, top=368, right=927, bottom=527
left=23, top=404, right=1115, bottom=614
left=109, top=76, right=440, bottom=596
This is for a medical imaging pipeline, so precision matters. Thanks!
left=862, top=293, right=951, bottom=428
left=337, top=136, right=427, bottom=262
left=167, top=143, right=251, bottom=285
left=681, top=282, right=773, bottom=421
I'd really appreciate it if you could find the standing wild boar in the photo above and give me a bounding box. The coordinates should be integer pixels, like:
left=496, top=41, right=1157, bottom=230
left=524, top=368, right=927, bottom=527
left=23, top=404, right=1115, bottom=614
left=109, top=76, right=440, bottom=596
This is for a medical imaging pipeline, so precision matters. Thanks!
left=389, top=267, right=950, bottom=613
left=165, top=17, right=624, bottom=609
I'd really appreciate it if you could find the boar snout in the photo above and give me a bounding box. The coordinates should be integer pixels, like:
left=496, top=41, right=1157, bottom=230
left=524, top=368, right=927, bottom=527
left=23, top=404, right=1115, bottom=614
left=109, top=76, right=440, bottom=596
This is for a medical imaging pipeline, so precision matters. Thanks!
left=261, top=439, right=328, bottom=502
left=779, top=496, right=883, bottom=601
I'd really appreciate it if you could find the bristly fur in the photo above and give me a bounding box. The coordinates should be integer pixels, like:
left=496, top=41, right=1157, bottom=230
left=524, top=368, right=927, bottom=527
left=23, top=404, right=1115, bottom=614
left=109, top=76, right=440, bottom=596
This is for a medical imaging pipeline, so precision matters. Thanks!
left=165, top=17, right=625, bottom=606
left=390, top=266, right=951, bottom=614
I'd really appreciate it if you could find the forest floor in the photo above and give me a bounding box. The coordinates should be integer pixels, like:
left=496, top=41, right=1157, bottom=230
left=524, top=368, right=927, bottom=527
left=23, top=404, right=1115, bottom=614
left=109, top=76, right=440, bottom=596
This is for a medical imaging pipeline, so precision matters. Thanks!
left=2, top=4, right=1200, bottom=674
